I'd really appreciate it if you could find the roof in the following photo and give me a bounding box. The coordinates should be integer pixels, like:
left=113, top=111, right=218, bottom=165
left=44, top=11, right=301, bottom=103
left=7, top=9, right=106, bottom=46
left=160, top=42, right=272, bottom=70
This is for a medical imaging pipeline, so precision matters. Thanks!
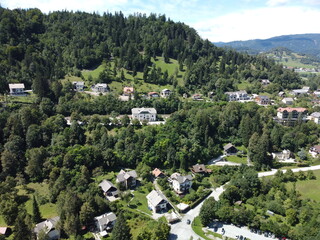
left=148, top=92, right=159, bottom=95
left=225, top=90, right=247, bottom=95
left=131, top=108, right=157, bottom=114
left=311, top=112, right=320, bottom=118
left=170, top=173, right=193, bottom=184
left=146, top=190, right=167, bottom=206
left=9, top=83, right=25, bottom=89
left=191, top=164, right=211, bottom=173
left=93, top=83, right=108, bottom=88
left=72, top=81, right=84, bottom=86
left=224, top=143, right=236, bottom=151
left=161, top=89, right=171, bottom=92
left=0, top=227, right=8, bottom=235
left=277, top=107, right=307, bottom=113
left=117, top=170, right=138, bottom=182
left=95, top=212, right=117, bottom=226
left=152, top=168, right=164, bottom=177
left=311, top=145, right=320, bottom=153
left=282, top=97, right=293, bottom=102
left=34, top=217, right=60, bottom=234
left=124, top=87, right=134, bottom=91
left=99, top=180, right=117, bottom=192
left=257, top=95, right=269, bottom=100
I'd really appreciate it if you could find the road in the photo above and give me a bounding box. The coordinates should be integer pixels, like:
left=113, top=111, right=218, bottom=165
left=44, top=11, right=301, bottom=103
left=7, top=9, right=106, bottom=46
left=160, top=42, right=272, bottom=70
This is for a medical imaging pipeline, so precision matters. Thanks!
left=169, top=164, right=320, bottom=240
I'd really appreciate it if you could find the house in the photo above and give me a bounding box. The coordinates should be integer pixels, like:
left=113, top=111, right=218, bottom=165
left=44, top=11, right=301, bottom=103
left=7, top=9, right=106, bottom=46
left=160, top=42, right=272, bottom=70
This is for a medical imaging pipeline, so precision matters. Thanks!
left=72, top=81, right=84, bottom=92
left=99, top=180, right=119, bottom=200
left=272, top=149, right=293, bottom=162
left=131, top=108, right=157, bottom=122
left=148, top=92, right=160, bottom=98
left=161, top=89, right=172, bottom=98
left=314, top=90, right=320, bottom=97
left=192, top=94, right=203, bottom=100
left=291, top=87, right=309, bottom=96
left=223, top=143, right=238, bottom=155
left=152, top=168, right=165, bottom=178
left=261, top=79, right=270, bottom=85
left=146, top=190, right=168, bottom=213
left=9, top=83, right=26, bottom=96
left=275, top=107, right=307, bottom=126
left=95, top=212, right=117, bottom=233
left=225, top=90, right=250, bottom=101
left=116, top=169, right=138, bottom=189
left=170, top=173, right=193, bottom=194
left=255, top=95, right=271, bottom=105
left=191, top=164, right=212, bottom=174
left=282, top=97, right=294, bottom=105
left=123, top=87, right=134, bottom=96
left=34, top=217, right=60, bottom=240
left=310, top=112, right=320, bottom=124
left=278, top=91, right=285, bottom=97
left=309, top=145, right=320, bottom=157
left=92, top=83, right=108, bottom=92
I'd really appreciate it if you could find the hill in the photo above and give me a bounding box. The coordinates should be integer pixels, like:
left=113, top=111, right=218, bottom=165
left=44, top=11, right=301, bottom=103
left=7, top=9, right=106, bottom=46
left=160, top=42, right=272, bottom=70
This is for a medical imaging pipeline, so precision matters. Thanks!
left=215, top=34, right=320, bottom=59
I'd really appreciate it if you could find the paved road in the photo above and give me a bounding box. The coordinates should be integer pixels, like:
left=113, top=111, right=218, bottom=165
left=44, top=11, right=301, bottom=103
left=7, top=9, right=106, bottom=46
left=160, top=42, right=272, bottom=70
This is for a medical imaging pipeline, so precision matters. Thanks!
left=169, top=164, right=320, bottom=240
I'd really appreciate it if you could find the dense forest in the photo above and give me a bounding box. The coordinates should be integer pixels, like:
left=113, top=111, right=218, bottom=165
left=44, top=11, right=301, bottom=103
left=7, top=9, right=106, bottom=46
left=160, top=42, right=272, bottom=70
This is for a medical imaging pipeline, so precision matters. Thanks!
left=1, top=6, right=320, bottom=240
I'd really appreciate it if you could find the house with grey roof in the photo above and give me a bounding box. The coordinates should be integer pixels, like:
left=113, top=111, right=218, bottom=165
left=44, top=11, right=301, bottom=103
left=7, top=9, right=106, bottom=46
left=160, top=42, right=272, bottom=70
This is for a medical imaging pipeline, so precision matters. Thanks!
left=34, top=217, right=60, bottom=240
left=92, top=83, right=108, bottom=93
left=9, top=83, right=26, bottom=96
left=161, top=89, right=172, bottom=98
left=94, top=212, right=117, bottom=233
left=310, top=112, right=320, bottom=124
left=223, top=143, right=238, bottom=155
left=99, top=180, right=119, bottom=200
left=170, top=173, right=193, bottom=194
left=72, top=81, right=84, bottom=92
left=116, top=169, right=138, bottom=189
left=131, top=108, right=157, bottom=122
left=225, top=90, right=250, bottom=102
left=146, top=190, right=168, bottom=213
left=282, top=97, right=294, bottom=105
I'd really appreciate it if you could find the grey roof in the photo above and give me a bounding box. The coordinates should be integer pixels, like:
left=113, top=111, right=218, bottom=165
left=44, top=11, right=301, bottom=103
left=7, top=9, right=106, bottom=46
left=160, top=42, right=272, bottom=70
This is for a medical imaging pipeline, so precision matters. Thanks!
left=95, top=212, right=117, bottom=226
left=99, top=180, right=117, bottom=192
left=9, top=83, right=25, bottom=89
left=72, top=81, right=84, bottom=86
left=131, top=108, right=157, bottom=114
left=258, top=95, right=269, bottom=100
left=225, top=90, right=247, bottom=95
left=311, top=112, right=320, bottom=118
left=171, top=173, right=193, bottom=184
left=282, top=97, right=293, bottom=101
left=146, top=190, right=167, bottom=206
left=224, top=143, right=235, bottom=151
left=34, top=216, right=60, bottom=234
left=117, top=170, right=138, bottom=182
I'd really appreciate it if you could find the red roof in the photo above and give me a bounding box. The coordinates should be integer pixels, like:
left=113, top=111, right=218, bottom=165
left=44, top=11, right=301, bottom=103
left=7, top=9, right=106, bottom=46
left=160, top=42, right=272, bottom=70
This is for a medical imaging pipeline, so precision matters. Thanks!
left=152, top=168, right=164, bottom=177
left=277, top=107, right=307, bottom=113
left=148, top=92, right=159, bottom=95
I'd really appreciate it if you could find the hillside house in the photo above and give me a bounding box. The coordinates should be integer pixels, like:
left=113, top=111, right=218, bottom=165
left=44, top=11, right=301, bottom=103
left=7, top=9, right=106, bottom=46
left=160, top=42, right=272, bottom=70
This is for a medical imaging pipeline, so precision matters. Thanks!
left=146, top=190, right=168, bottom=213
left=309, top=145, right=320, bottom=158
left=191, top=164, right=212, bottom=174
left=255, top=95, right=271, bottom=105
left=152, top=168, right=165, bottom=178
left=116, top=169, right=138, bottom=189
left=282, top=97, right=294, bottom=105
left=99, top=180, right=119, bottom=200
left=72, top=81, right=84, bottom=91
left=161, top=89, right=172, bottom=98
left=223, top=143, right=238, bottom=155
left=131, top=108, right=157, bottom=122
left=225, top=90, right=250, bottom=101
left=170, top=173, right=193, bottom=194
left=148, top=92, right=160, bottom=98
left=123, top=87, right=134, bottom=96
left=192, top=94, right=203, bottom=100
left=275, top=107, right=307, bottom=126
left=34, top=217, right=60, bottom=240
left=261, top=79, right=270, bottom=85
left=310, top=112, right=320, bottom=124
left=95, top=212, right=117, bottom=233
left=9, top=83, right=26, bottom=96
left=92, top=83, right=108, bottom=92
left=291, top=87, right=309, bottom=96
left=272, top=149, right=294, bottom=162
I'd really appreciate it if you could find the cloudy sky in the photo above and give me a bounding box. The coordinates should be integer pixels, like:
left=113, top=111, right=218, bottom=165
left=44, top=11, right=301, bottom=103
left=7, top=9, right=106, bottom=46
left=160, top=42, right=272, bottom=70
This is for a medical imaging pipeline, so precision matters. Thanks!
left=1, top=0, right=320, bottom=42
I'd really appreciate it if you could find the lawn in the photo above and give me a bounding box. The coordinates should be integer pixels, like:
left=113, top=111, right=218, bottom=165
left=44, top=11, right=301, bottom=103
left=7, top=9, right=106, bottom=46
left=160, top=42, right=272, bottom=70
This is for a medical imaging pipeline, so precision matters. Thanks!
left=226, top=155, right=247, bottom=164
left=287, top=170, right=320, bottom=202
left=127, top=187, right=152, bottom=215
left=192, top=217, right=225, bottom=240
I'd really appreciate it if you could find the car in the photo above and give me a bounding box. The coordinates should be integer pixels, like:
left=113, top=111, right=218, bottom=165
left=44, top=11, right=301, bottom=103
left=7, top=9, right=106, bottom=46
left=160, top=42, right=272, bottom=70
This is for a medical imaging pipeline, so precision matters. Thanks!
left=186, top=219, right=191, bottom=224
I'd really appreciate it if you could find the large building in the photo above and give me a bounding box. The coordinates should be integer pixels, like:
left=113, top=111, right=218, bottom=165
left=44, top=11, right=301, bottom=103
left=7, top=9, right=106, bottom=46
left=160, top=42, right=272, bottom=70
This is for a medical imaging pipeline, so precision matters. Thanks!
left=9, top=83, right=26, bottom=96
left=275, top=107, right=307, bottom=126
left=131, top=108, right=157, bottom=122
left=225, top=90, right=250, bottom=101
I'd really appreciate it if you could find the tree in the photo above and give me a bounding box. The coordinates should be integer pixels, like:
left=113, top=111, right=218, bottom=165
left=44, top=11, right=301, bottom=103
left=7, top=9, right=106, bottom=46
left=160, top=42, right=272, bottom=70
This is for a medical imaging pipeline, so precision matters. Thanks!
left=199, top=197, right=217, bottom=226
left=32, top=195, right=42, bottom=223
left=25, top=147, right=47, bottom=181
left=79, top=202, right=95, bottom=226
left=13, top=210, right=33, bottom=240
left=111, top=212, right=132, bottom=240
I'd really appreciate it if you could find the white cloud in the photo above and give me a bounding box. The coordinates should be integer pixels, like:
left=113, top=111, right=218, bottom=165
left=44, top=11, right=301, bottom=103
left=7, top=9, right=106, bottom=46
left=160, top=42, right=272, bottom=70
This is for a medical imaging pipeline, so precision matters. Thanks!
left=266, top=0, right=291, bottom=7
left=192, top=6, right=320, bottom=42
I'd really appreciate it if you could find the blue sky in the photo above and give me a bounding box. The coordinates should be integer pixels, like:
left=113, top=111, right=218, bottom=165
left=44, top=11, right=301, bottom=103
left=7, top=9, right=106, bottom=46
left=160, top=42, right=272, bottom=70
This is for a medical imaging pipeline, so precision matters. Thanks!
left=2, top=0, right=320, bottom=42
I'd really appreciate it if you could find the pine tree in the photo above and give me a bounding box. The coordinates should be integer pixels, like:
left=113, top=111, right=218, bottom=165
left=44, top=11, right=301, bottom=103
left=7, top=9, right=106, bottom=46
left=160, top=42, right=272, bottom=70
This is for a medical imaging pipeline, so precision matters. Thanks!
left=32, top=195, right=42, bottom=223
left=13, top=210, right=32, bottom=240
left=112, top=212, right=132, bottom=240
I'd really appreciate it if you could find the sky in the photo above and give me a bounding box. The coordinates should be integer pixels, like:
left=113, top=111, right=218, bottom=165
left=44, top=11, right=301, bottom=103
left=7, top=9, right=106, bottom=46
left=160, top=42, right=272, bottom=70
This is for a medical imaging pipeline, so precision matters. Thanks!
left=1, top=0, right=320, bottom=42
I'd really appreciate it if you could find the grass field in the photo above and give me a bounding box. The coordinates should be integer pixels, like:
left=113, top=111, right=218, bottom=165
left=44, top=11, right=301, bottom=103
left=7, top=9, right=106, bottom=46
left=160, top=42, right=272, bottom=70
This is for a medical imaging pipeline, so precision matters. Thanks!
left=226, top=155, right=248, bottom=164
left=127, top=187, right=151, bottom=215
left=287, top=170, right=320, bottom=202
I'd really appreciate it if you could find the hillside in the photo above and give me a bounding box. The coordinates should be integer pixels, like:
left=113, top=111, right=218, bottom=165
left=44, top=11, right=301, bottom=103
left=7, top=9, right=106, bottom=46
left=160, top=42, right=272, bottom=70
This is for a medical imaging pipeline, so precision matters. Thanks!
left=215, top=33, right=320, bottom=59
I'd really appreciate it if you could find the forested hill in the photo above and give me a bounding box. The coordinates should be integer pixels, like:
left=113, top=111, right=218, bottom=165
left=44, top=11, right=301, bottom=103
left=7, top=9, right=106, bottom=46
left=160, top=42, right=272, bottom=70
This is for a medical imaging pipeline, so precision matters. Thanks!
left=0, top=7, right=301, bottom=96
left=215, top=34, right=320, bottom=59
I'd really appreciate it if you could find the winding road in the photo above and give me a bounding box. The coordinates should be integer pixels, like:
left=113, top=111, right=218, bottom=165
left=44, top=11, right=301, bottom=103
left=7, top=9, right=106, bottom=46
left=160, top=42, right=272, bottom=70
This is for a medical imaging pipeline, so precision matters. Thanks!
left=169, top=164, right=320, bottom=240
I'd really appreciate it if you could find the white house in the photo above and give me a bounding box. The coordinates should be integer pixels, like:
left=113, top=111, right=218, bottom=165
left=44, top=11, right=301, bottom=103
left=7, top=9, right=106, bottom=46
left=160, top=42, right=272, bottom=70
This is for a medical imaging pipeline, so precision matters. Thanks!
left=309, top=145, right=320, bottom=158
left=272, top=149, right=295, bottom=162
left=310, top=112, right=320, bottom=124
left=275, top=107, right=307, bottom=126
left=72, top=81, right=84, bottom=92
left=9, top=83, right=25, bottom=96
left=94, top=212, right=117, bottom=233
left=170, top=173, right=193, bottom=194
left=34, top=217, right=60, bottom=240
left=225, top=90, right=250, bottom=101
left=131, top=108, right=157, bottom=122
left=146, top=190, right=168, bottom=213
left=92, top=83, right=108, bottom=92
left=282, top=97, right=294, bottom=105
left=161, top=89, right=172, bottom=98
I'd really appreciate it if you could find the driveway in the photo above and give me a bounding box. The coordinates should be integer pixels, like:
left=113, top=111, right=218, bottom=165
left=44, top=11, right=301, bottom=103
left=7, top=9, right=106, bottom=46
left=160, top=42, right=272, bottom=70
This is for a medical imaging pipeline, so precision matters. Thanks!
left=258, top=164, right=320, bottom=177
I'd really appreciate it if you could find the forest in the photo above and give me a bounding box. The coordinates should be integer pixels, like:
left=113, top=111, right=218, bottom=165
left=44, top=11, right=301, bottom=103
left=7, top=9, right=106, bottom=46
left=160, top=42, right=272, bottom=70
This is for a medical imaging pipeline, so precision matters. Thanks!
left=0, top=6, right=320, bottom=240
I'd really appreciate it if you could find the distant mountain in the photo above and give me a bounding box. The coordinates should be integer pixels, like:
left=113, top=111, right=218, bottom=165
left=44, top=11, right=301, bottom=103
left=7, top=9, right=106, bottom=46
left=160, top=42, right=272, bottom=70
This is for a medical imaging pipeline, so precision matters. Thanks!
left=215, top=34, right=320, bottom=59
